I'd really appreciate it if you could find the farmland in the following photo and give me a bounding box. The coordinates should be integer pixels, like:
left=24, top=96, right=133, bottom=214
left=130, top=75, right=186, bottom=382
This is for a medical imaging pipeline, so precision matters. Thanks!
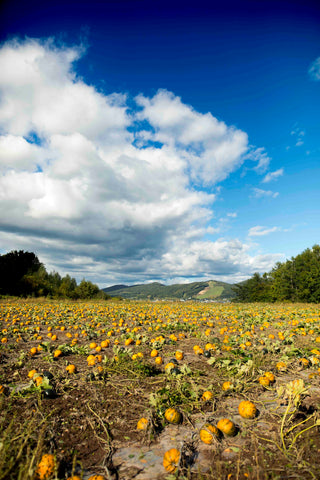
left=1, top=299, right=320, bottom=480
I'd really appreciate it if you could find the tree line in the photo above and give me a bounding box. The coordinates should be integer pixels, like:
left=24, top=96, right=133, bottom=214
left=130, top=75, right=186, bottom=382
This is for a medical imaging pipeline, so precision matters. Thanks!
left=0, top=250, right=110, bottom=299
left=233, top=244, right=320, bottom=303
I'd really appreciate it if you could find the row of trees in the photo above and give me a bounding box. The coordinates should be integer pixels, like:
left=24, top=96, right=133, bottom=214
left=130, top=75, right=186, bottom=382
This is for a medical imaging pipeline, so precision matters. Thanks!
left=0, top=250, right=110, bottom=299
left=233, top=245, right=320, bottom=303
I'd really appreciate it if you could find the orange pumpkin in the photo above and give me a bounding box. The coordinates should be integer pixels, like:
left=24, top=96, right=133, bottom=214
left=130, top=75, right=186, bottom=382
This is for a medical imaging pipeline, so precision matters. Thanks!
left=35, top=453, right=55, bottom=480
left=163, top=448, right=180, bottom=473
left=137, top=417, right=148, bottom=430
left=238, top=400, right=257, bottom=419
left=201, top=390, right=214, bottom=401
left=264, top=372, right=275, bottom=383
left=164, top=362, right=175, bottom=373
left=217, top=418, right=236, bottom=436
left=66, top=364, right=76, bottom=374
left=34, top=376, right=43, bottom=387
left=175, top=350, right=184, bottom=360
left=164, top=407, right=182, bottom=424
left=258, top=376, right=270, bottom=387
left=222, top=381, right=233, bottom=391
left=199, top=424, right=220, bottom=444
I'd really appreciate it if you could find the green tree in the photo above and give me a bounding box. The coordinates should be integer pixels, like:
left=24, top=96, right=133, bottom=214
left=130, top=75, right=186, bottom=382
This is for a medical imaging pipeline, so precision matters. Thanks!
left=75, top=279, right=100, bottom=299
left=58, top=275, right=77, bottom=298
left=234, top=244, right=320, bottom=303
left=0, top=250, right=42, bottom=296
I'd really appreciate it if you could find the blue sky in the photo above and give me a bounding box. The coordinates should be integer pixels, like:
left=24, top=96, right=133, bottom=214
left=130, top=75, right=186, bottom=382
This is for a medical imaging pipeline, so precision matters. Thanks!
left=0, top=0, right=319, bottom=286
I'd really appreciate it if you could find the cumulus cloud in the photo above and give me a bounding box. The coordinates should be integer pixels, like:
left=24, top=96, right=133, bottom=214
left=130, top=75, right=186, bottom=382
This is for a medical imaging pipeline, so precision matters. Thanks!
left=0, top=134, right=45, bottom=171
left=252, top=188, right=279, bottom=199
left=0, top=37, right=281, bottom=285
left=248, top=226, right=279, bottom=237
left=262, top=168, right=284, bottom=183
left=309, top=57, right=320, bottom=81
left=135, top=89, right=249, bottom=185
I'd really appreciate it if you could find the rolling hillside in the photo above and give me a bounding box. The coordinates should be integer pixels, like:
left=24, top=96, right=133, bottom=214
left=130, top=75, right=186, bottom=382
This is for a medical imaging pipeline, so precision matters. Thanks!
left=102, top=280, right=235, bottom=300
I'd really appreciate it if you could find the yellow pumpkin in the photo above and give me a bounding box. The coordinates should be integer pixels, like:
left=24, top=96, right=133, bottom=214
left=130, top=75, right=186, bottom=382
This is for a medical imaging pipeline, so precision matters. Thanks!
left=87, top=354, right=96, bottom=366
left=137, top=417, right=148, bottom=430
left=238, top=400, right=257, bottom=419
left=164, top=362, right=175, bottom=373
left=222, top=381, right=233, bottom=391
left=53, top=349, right=62, bottom=358
left=199, top=424, right=220, bottom=444
left=300, top=358, right=310, bottom=367
left=88, top=476, right=106, bottom=480
left=264, top=371, right=275, bottom=383
left=34, top=376, right=43, bottom=387
left=175, top=350, right=184, bottom=360
left=66, top=476, right=82, bottom=480
left=217, top=418, right=236, bottom=436
left=258, top=376, right=270, bottom=387
left=163, top=448, right=180, bottom=473
left=150, top=349, right=158, bottom=357
left=201, top=390, right=214, bottom=401
left=164, top=407, right=182, bottom=424
left=35, top=453, right=55, bottom=480
left=66, top=364, right=76, bottom=374
left=155, top=356, right=163, bottom=365
left=276, top=361, right=287, bottom=372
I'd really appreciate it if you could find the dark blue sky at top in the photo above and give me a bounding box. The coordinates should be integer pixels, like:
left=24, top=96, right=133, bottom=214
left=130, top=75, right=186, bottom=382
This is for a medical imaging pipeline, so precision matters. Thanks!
left=1, top=0, right=320, bottom=145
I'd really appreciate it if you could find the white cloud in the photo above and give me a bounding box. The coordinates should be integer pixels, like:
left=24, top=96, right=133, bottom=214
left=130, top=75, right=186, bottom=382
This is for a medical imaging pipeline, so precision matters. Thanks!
left=0, top=37, right=283, bottom=285
left=135, top=89, right=249, bottom=185
left=0, top=134, right=45, bottom=171
left=262, top=168, right=284, bottom=183
left=309, top=57, right=320, bottom=81
left=290, top=127, right=305, bottom=147
left=246, top=147, right=270, bottom=173
left=252, top=188, right=279, bottom=199
left=248, top=226, right=279, bottom=237
left=206, top=226, right=221, bottom=235
left=226, top=212, right=237, bottom=218
left=0, top=38, right=129, bottom=141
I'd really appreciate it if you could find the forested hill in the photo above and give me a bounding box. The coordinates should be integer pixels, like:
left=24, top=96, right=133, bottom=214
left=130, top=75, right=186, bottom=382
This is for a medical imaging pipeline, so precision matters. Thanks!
left=102, top=280, right=235, bottom=300
left=233, top=244, right=320, bottom=303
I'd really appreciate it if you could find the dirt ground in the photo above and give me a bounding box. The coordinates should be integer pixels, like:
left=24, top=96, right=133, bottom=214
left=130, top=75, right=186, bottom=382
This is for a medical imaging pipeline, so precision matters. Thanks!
left=1, top=300, right=320, bottom=480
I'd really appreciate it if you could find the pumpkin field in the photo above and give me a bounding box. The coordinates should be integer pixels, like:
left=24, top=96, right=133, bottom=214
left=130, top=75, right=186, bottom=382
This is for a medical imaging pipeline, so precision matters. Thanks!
left=1, top=299, right=320, bottom=480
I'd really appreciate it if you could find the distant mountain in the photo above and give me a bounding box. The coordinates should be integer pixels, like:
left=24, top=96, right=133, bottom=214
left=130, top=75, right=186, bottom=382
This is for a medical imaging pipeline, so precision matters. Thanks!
left=103, top=284, right=129, bottom=292
left=102, top=280, right=235, bottom=300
